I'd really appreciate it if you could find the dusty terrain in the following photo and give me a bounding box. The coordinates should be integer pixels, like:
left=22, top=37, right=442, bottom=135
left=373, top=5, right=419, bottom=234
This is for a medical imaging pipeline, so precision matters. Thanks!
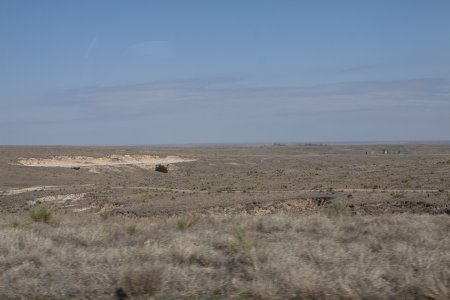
left=1, top=144, right=449, bottom=216
left=0, top=144, right=449, bottom=299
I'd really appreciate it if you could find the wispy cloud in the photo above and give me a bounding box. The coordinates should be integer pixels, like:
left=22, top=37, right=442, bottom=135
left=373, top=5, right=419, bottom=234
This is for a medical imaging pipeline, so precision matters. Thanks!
left=3, top=78, right=449, bottom=144
left=50, top=77, right=450, bottom=114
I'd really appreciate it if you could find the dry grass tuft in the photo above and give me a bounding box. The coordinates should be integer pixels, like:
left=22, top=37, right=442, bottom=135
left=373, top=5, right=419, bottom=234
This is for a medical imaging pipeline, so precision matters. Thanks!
left=176, top=215, right=199, bottom=231
left=324, top=201, right=352, bottom=216
left=119, top=263, right=163, bottom=297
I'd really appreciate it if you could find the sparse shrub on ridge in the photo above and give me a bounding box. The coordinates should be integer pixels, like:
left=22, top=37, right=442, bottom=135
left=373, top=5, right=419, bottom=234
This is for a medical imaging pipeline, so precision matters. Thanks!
left=155, top=164, right=168, bottom=173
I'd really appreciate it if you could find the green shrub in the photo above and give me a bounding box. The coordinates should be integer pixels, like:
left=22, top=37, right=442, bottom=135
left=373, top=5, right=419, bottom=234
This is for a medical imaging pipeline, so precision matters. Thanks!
left=155, top=164, right=168, bottom=173
left=30, top=207, right=53, bottom=223
left=126, top=223, right=137, bottom=235
left=176, top=218, right=192, bottom=231
left=232, top=228, right=255, bottom=252
left=176, top=215, right=200, bottom=231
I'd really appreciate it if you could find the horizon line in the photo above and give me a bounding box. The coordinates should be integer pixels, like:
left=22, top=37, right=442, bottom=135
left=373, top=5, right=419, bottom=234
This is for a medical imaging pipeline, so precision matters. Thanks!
left=1, top=139, right=450, bottom=148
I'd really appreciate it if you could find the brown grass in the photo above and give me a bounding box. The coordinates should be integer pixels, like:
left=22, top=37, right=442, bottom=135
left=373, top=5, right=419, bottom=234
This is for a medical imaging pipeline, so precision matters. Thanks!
left=0, top=212, right=448, bottom=299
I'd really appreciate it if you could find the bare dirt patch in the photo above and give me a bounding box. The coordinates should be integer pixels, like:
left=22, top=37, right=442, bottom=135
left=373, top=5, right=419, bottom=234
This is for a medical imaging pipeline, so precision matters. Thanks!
left=353, top=199, right=450, bottom=215
left=205, top=196, right=333, bottom=215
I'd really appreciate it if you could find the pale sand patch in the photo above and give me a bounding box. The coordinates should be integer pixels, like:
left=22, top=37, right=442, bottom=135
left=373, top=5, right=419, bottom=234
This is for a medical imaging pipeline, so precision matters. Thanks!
left=225, top=162, right=242, bottom=166
left=88, top=167, right=101, bottom=174
left=72, top=207, right=92, bottom=213
left=27, top=193, right=86, bottom=206
left=4, top=186, right=60, bottom=196
left=2, top=184, right=94, bottom=196
left=16, top=155, right=196, bottom=168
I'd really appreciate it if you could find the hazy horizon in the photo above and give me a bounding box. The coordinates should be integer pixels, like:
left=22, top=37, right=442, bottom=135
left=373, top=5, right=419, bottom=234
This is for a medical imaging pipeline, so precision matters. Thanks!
left=3, top=139, right=450, bottom=148
left=1, top=1, right=449, bottom=145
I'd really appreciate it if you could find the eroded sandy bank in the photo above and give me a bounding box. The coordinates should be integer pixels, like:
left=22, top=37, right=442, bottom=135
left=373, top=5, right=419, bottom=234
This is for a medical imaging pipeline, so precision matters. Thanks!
left=16, top=155, right=196, bottom=168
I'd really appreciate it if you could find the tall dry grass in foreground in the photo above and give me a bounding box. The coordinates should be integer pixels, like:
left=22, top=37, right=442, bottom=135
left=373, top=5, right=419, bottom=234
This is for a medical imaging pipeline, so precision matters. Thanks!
left=0, top=212, right=449, bottom=299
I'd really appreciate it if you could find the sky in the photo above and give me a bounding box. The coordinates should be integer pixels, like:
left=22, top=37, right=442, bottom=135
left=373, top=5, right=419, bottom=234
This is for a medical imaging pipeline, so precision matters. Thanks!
left=1, top=1, right=449, bottom=145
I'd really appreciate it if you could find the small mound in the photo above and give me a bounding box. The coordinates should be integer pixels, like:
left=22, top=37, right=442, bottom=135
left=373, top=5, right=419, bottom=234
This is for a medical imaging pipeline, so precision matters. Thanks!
left=16, top=155, right=196, bottom=168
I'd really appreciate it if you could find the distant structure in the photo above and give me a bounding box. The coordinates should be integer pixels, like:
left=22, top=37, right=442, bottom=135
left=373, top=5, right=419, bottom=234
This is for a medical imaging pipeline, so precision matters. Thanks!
left=382, top=149, right=389, bottom=155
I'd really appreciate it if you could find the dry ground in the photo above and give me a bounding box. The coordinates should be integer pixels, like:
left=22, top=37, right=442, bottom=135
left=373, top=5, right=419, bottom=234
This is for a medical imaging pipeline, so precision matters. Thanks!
left=0, top=144, right=449, bottom=299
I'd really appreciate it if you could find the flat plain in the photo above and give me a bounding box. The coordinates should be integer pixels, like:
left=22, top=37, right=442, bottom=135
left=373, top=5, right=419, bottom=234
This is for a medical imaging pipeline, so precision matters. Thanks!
left=0, top=144, right=449, bottom=299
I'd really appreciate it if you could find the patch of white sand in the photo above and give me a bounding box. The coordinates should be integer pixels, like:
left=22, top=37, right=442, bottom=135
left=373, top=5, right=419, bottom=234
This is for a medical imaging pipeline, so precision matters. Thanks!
left=27, top=193, right=86, bottom=205
left=2, top=184, right=94, bottom=196
left=225, top=162, right=242, bottom=166
left=88, top=167, right=101, bottom=174
left=4, top=186, right=60, bottom=196
left=16, top=155, right=196, bottom=168
left=72, top=206, right=92, bottom=213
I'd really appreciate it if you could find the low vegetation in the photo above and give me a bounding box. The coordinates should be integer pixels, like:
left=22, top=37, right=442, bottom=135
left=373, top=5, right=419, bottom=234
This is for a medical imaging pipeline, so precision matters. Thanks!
left=126, top=223, right=137, bottom=235
left=176, top=218, right=192, bottom=231
left=29, top=206, right=53, bottom=223
left=0, top=212, right=448, bottom=299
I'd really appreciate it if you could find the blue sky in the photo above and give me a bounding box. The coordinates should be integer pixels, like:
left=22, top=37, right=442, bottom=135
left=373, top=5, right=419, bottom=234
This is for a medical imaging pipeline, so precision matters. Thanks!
left=1, top=1, right=449, bottom=144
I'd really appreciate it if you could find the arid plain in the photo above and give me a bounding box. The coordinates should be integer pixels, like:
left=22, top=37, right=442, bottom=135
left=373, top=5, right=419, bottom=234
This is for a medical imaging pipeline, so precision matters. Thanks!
left=1, top=144, right=449, bottom=299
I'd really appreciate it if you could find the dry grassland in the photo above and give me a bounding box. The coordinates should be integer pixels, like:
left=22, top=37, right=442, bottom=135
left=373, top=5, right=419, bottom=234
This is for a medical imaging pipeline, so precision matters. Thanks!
left=1, top=212, right=449, bottom=299
left=0, top=145, right=449, bottom=299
